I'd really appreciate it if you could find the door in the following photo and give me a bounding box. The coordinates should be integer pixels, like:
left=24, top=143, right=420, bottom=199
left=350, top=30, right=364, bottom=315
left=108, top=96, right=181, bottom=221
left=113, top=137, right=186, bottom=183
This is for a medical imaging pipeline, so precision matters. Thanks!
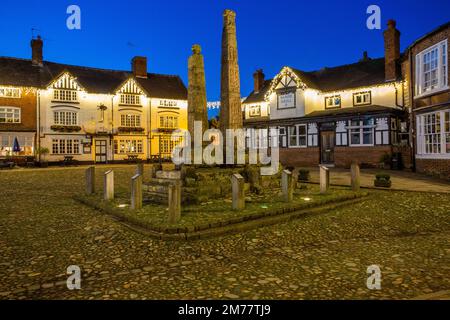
left=95, top=140, right=107, bottom=163
left=320, top=131, right=335, bottom=164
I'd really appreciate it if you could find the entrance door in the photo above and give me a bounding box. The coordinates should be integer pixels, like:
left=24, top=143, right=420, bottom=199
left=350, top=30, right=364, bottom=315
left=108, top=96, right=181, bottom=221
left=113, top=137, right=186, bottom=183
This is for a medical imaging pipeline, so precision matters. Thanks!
left=320, top=131, right=335, bottom=164
left=95, top=140, right=107, bottom=163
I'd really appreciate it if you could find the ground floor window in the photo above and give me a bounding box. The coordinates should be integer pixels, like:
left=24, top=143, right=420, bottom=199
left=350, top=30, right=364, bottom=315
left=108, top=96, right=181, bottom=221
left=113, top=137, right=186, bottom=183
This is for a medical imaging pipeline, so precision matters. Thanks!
left=288, top=124, right=307, bottom=148
left=417, top=110, right=450, bottom=155
left=114, top=139, right=143, bottom=154
left=159, top=135, right=182, bottom=155
left=51, top=139, right=80, bottom=154
left=0, top=133, right=34, bottom=156
left=348, top=118, right=375, bottom=146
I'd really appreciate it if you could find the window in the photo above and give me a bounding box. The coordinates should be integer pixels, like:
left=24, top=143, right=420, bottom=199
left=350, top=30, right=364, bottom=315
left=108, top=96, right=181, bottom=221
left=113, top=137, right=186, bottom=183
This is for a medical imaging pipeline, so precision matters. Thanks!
left=288, top=124, right=307, bottom=147
left=248, top=105, right=261, bottom=117
left=278, top=127, right=287, bottom=147
left=325, top=95, right=341, bottom=108
left=0, top=133, right=33, bottom=156
left=417, top=110, right=450, bottom=156
left=54, top=111, right=78, bottom=125
left=51, top=139, right=80, bottom=154
left=120, top=94, right=140, bottom=105
left=54, top=89, right=77, bottom=102
left=0, top=87, right=20, bottom=98
left=353, top=92, right=371, bottom=106
left=0, top=107, right=20, bottom=123
left=159, top=100, right=178, bottom=107
left=416, top=39, right=448, bottom=96
left=120, top=114, right=141, bottom=127
left=160, top=135, right=182, bottom=155
left=159, top=115, right=179, bottom=129
left=348, top=118, right=375, bottom=146
left=114, top=139, right=143, bottom=154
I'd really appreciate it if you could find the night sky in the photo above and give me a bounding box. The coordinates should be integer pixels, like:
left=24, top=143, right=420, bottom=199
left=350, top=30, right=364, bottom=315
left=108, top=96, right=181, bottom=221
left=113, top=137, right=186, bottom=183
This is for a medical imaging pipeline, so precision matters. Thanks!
left=1, top=0, right=449, bottom=118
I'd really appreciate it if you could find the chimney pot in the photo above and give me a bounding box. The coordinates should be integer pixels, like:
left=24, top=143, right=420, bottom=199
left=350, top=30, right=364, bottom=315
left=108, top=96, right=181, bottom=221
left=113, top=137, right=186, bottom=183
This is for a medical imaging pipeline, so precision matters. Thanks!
left=31, top=35, right=43, bottom=66
left=131, top=56, right=147, bottom=78
left=253, top=69, right=265, bottom=93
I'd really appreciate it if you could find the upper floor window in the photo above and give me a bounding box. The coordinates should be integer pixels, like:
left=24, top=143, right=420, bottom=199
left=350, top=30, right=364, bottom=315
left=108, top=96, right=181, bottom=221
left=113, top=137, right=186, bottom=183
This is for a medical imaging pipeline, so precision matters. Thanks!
left=0, top=107, right=21, bottom=123
left=416, top=110, right=450, bottom=156
left=325, top=95, right=341, bottom=108
left=248, top=105, right=261, bottom=117
left=0, top=87, right=21, bottom=98
left=54, top=111, right=78, bottom=125
left=54, top=89, right=77, bottom=102
left=120, top=94, right=140, bottom=105
left=159, top=100, right=178, bottom=107
left=415, top=39, right=448, bottom=96
left=348, top=118, right=375, bottom=146
left=288, top=124, right=307, bottom=148
left=159, top=115, right=179, bottom=129
left=121, top=114, right=141, bottom=127
left=353, top=91, right=371, bottom=106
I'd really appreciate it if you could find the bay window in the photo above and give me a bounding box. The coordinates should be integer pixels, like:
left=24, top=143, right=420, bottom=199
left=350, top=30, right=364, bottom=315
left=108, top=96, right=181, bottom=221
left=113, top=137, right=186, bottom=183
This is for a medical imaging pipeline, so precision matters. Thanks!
left=417, top=110, right=450, bottom=157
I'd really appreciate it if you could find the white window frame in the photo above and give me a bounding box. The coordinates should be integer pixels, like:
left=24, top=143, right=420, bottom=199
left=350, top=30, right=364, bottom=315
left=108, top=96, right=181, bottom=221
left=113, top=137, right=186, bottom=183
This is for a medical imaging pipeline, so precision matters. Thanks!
left=288, top=124, right=307, bottom=148
left=120, top=94, right=141, bottom=105
left=416, top=109, right=450, bottom=159
left=54, top=89, right=78, bottom=102
left=54, top=111, right=78, bottom=126
left=0, top=107, right=21, bottom=123
left=248, top=105, right=261, bottom=117
left=114, top=139, right=143, bottom=154
left=0, top=87, right=21, bottom=98
left=353, top=91, right=371, bottom=106
left=51, top=139, right=80, bottom=154
left=415, top=39, right=448, bottom=97
left=120, top=114, right=141, bottom=127
left=347, top=119, right=375, bottom=147
left=325, top=95, right=341, bottom=108
left=159, top=115, right=179, bottom=129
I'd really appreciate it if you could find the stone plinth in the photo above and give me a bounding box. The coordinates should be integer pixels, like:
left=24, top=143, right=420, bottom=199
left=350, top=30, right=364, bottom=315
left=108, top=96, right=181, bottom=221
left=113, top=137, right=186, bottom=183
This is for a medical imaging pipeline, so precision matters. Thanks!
left=168, top=181, right=181, bottom=224
left=131, top=174, right=143, bottom=210
left=85, top=166, right=95, bottom=195
left=282, top=169, right=293, bottom=202
left=104, top=170, right=114, bottom=200
left=231, top=173, right=245, bottom=210
left=319, top=165, right=330, bottom=194
left=351, top=163, right=360, bottom=191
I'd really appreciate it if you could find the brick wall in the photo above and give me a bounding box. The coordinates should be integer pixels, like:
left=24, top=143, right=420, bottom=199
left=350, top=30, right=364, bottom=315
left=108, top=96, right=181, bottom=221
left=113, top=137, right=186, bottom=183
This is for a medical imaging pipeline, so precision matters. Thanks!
left=279, top=147, right=320, bottom=167
left=0, top=88, right=37, bottom=132
left=416, top=158, right=450, bottom=180
left=334, top=146, right=392, bottom=168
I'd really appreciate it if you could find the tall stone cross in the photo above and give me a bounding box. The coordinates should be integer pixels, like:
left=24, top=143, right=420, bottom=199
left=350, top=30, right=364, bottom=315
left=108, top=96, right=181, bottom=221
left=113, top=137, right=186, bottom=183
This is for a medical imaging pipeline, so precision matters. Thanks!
left=188, top=44, right=208, bottom=139
left=220, top=9, right=243, bottom=136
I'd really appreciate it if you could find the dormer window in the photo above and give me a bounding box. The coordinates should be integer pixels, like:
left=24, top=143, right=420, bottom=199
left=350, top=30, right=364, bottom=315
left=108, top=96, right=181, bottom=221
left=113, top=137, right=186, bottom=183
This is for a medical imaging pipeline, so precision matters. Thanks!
left=51, top=73, right=81, bottom=102
left=353, top=91, right=371, bottom=106
left=54, top=89, right=77, bottom=102
left=249, top=105, right=261, bottom=117
left=325, top=95, right=341, bottom=109
left=120, top=94, right=141, bottom=105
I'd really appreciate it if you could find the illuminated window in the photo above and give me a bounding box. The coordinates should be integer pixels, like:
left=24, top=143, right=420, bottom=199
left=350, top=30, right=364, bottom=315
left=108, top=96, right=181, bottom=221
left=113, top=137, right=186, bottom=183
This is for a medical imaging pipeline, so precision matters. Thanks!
left=0, top=107, right=21, bottom=123
left=353, top=92, right=371, bottom=106
left=248, top=105, right=261, bottom=117
left=54, top=111, right=78, bottom=125
left=159, top=100, right=178, bottom=107
left=348, top=118, right=374, bottom=146
left=54, top=89, right=77, bottom=102
left=417, top=110, right=450, bottom=155
left=114, top=139, right=143, bottom=154
left=0, top=87, right=21, bottom=98
left=51, top=139, right=80, bottom=154
left=120, top=114, right=141, bottom=127
left=325, top=96, right=341, bottom=108
left=120, top=94, right=140, bottom=105
left=159, top=115, right=179, bottom=129
left=160, top=135, right=182, bottom=155
left=416, top=40, right=448, bottom=95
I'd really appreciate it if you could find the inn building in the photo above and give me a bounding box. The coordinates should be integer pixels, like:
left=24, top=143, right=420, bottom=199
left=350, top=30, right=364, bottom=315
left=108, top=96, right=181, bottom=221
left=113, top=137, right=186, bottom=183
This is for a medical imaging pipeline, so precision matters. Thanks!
left=242, top=20, right=411, bottom=169
left=0, top=36, right=187, bottom=163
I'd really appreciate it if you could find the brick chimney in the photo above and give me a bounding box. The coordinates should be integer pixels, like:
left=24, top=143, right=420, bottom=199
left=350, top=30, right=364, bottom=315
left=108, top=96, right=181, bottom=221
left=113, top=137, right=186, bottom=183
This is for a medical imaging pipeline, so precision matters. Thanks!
left=253, top=69, right=265, bottom=93
left=31, top=35, right=43, bottom=66
left=131, top=56, right=147, bottom=78
left=383, top=19, right=401, bottom=81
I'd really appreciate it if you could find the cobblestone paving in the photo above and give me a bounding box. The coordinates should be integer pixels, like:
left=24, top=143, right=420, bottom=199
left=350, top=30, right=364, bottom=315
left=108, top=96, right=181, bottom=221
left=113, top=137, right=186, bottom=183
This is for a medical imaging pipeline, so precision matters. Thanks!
left=0, top=166, right=449, bottom=300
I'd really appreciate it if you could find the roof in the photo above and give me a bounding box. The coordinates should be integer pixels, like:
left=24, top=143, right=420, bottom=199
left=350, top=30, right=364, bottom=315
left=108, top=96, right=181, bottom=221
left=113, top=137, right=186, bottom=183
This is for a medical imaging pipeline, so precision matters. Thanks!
left=303, top=105, right=402, bottom=119
left=0, top=57, right=187, bottom=99
left=405, top=21, right=450, bottom=52
left=242, top=79, right=272, bottom=104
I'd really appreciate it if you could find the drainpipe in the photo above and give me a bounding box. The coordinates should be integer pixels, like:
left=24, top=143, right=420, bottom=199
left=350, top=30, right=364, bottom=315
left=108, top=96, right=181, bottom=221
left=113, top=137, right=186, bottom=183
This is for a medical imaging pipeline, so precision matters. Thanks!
left=111, top=95, right=114, bottom=163
left=408, top=49, right=416, bottom=172
left=37, top=89, right=41, bottom=162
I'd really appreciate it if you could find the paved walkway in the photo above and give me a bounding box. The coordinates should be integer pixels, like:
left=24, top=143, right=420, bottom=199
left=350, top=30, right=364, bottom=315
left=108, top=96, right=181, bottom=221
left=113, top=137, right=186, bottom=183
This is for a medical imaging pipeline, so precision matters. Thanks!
left=305, top=167, right=450, bottom=193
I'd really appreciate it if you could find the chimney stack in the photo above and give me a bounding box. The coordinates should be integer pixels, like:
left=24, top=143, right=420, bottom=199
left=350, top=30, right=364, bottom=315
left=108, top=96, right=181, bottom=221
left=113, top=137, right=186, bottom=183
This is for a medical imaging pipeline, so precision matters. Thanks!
left=360, top=51, right=371, bottom=62
left=31, top=35, right=43, bottom=66
left=253, top=69, right=265, bottom=93
left=383, top=19, right=401, bottom=81
left=131, top=56, right=147, bottom=78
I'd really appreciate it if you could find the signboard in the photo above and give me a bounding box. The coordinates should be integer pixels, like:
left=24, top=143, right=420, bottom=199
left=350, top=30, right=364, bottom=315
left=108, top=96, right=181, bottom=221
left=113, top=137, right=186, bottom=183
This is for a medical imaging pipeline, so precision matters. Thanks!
left=278, top=92, right=295, bottom=109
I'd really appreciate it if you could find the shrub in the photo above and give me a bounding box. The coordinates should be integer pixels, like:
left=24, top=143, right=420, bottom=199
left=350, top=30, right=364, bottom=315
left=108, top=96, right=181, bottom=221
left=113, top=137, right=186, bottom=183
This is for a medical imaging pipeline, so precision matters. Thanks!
left=298, top=169, right=310, bottom=181
left=375, top=173, right=391, bottom=181
left=374, top=172, right=391, bottom=188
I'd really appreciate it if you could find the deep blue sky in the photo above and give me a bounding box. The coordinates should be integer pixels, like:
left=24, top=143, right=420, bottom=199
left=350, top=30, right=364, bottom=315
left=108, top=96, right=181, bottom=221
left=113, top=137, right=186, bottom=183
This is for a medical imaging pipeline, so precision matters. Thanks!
left=1, top=0, right=449, bottom=117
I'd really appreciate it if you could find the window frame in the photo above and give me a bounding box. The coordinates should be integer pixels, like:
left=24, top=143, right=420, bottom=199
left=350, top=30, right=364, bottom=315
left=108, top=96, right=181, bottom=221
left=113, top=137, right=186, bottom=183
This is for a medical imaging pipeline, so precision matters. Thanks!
left=53, top=111, right=78, bottom=126
left=287, top=124, right=307, bottom=148
left=119, top=94, right=141, bottom=106
left=353, top=91, right=372, bottom=106
left=347, top=118, right=375, bottom=147
left=248, top=105, right=262, bottom=117
left=0, top=87, right=21, bottom=98
left=0, top=107, right=21, bottom=124
left=53, top=89, right=78, bottom=102
left=324, top=95, right=341, bottom=109
left=120, top=114, right=141, bottom=127
left=51, top=139, right=80, bottom=155
left=416, top=109, right=450, bottom=158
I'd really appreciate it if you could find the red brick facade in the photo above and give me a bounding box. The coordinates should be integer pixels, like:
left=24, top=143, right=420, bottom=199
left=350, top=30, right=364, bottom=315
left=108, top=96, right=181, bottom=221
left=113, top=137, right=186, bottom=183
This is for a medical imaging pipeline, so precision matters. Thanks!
left=416, top=158, right=450, bottom=180
left=0, top=88, right=37, bottom=132
left=334, top=146, right=392, bottom=168
left=279, top=147, right=320, bottom=167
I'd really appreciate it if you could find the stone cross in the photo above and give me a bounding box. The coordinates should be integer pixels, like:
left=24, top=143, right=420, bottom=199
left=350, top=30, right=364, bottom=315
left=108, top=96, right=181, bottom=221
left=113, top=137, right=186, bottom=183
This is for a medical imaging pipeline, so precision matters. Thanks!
left=282, top=169, right=294, bottom=202
left=319, top=165, right=330, bottom=194
left=350, top=163, right=360, bottom=191
left=231, top=173, right=245, bottom=210
left=136, top=163, right=144, bottom=176
left=104, top=170, right=114, bottom=200
left=131, top=174, right=142, bottom=210
left=85, top=166, right=95, bottom=195
left=168, top=181, right=181, bottom=224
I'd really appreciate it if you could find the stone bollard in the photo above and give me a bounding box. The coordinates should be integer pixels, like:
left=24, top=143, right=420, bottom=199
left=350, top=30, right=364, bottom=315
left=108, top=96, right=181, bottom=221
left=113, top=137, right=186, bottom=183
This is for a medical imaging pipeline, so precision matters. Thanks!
left=231, top=173, right=245, bottom=210
left=168, top=181, right=181, bottom=223
left=319, top=165, right=330, bottom=194
left=131, top=174, right=143, bottom=210
left=104, top=170, right=114, bottom=200
left=350, top=163, right=360, bottom=192
left=85, top=166, right=95, bottom=195
left=136, top=163, right=144, bottom=176
left=281, top=170, right=294, bottom=202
